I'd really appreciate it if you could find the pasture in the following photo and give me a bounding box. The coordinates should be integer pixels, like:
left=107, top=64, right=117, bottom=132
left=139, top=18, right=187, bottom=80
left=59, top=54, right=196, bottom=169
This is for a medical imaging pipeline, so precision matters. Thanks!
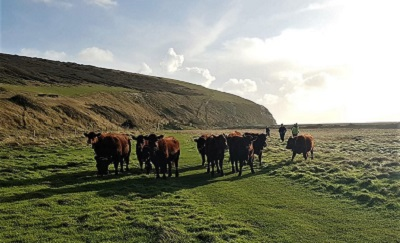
left=0, top=127, right=399, bottom=242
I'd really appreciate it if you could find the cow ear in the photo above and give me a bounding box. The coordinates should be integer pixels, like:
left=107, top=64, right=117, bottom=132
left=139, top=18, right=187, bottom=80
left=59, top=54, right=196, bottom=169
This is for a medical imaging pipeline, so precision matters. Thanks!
left=84, top=133, right=88, bottom=137
left=194, top=138, right=198, bottom=142
left=96, top=133, right=101, bottom=137
left=157, top=135, right=164, bottom=139
left=131, top=135, right=137, bottom=140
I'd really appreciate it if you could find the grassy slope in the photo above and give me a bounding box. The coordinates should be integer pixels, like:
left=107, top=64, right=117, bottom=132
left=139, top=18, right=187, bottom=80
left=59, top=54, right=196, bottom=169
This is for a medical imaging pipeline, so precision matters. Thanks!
left=0, top=129, right=399, bottom=242
left=0, top=53, right=276, bottom=135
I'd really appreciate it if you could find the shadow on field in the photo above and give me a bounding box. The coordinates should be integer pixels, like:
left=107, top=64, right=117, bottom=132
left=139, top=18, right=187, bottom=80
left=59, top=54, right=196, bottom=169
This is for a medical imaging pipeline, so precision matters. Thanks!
left=0, top=162, right=274, bottom=203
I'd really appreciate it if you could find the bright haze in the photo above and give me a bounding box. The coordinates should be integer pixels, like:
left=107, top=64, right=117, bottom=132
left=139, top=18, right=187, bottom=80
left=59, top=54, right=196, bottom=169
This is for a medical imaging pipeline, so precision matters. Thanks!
left=2, top=0, right=399, bottom=124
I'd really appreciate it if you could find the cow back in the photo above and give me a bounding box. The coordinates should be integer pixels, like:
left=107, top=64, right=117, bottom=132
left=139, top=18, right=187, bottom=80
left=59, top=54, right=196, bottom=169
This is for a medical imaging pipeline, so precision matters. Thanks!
left=159, top=136, right=180, bottom=158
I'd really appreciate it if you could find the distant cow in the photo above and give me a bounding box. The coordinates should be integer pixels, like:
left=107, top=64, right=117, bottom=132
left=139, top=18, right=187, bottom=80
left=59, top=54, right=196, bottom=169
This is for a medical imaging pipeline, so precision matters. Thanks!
left=227, top=133, right=257, bottom=176
left=205, top=134, right=227, bottom=176
left=146, top=134, right=180, bottom=179
left=132, top=135, right=152, bottom=174
left=286, top=135, right=314, bottom=161
left=84, top=132, right=131, bottom=176
left=194, top=134, right=209, bottom=166
left=244, top=132, right=267, bottom=166
left=265, top=127, right=271, bottom=137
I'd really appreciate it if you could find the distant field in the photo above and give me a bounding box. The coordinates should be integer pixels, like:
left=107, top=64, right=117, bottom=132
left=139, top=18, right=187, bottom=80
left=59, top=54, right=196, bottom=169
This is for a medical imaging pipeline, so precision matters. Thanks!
left=0, top=127, right=399, bottom=242
left=0, top=84, right=133, bottom=97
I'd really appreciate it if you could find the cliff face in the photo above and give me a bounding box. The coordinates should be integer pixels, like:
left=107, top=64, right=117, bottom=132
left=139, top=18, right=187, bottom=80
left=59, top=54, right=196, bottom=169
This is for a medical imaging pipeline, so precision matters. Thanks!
left=0, top=53, right=276, bottom=136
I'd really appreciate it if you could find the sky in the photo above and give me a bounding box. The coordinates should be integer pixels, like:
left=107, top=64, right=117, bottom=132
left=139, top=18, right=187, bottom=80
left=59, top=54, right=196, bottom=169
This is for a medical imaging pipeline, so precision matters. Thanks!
left=1, top=0, right=399, bottom=124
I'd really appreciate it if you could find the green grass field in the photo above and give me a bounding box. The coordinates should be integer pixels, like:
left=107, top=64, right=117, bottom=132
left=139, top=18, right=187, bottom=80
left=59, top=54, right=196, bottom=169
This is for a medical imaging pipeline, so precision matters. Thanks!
left=0, top=128, right=399, bottom=242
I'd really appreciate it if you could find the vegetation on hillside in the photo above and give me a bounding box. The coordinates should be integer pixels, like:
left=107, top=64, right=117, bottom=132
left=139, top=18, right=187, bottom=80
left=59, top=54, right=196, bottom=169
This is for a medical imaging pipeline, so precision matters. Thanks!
left=0, top=53, right=276, bottom=139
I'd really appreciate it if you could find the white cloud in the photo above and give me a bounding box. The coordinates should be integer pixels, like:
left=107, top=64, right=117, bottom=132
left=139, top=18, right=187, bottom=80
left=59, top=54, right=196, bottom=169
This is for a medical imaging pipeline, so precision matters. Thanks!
left=138, top=62, right=152, bottom=75
left=220, top=78, right=257, bottom=97
left=78, top=47, right=114, bottom=62
left=85, top=0, right=117, bottom=8
left=32, top=0, right=73, bottom=8
left=186, top=6, right=239, bottom=57
left=20, top=48, right=67, bottom=61
left=258, top=94, right=279, bottom=106
left=184, top=67, right=215, bottom=87
left=160, top=48, right=184, bottom=73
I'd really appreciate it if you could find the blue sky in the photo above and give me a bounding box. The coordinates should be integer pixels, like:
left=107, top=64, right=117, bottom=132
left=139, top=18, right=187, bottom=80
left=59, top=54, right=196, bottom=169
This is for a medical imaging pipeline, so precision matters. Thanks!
left=2, top=0, right=399, bottom=124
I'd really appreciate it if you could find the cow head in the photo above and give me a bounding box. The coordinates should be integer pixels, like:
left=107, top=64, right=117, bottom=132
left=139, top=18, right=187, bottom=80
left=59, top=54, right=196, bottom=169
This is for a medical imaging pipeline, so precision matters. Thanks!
left=84, top=132, right=102, bottom=147
left=243, top=135, right=257, bottom=148
left=132, top=135, right=146, bottom=149
left=216, top=134, right=228, bottom=150
left=286, top=137, right=295, bottom=149
left=257, top=133, right=268, bottom=147
left=94, top=155, right=111, bottom=176
left=145, top=134, right=164, bottom=156
left=194, top=135, right=207, bottom=152
left=132, top=134, right=150, bottom=159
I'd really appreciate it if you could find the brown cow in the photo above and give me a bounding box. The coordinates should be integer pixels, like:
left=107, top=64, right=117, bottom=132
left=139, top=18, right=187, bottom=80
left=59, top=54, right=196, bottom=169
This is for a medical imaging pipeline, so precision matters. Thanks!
left=286, top=134, right=314, bottom=161
left=131, top=135, right=152, bottom=174
left=194, top=134, right=209, bottom=166
left=205, top=134, right=227, bottom=176
left=84, top=132, right=131, bottom=176
left=145, top=134, right=180, bottom=179
left=244, top=132, right=267, bottom=166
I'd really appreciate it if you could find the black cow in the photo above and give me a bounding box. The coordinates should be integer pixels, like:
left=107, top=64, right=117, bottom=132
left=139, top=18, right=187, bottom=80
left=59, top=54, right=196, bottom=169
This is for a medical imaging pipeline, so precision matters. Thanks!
left=132, top=135, right=152, bottom=174
left=227, top=134, right=257, bottom=176
left=205, top=134, right=227, bottom=176
left=194, top=134, right=208, bottom=166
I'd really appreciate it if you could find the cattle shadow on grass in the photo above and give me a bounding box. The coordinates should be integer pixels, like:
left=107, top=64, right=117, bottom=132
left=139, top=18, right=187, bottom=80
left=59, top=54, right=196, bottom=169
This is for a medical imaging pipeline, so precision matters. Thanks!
left=260, top=159, right=293, bottom=174
left=0, top=162, right=272, bottom=203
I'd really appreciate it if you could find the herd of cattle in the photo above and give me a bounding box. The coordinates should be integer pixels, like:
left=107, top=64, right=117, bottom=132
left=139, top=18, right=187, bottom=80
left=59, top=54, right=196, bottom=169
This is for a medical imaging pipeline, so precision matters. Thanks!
left=83, top=131, right=315, bottom=178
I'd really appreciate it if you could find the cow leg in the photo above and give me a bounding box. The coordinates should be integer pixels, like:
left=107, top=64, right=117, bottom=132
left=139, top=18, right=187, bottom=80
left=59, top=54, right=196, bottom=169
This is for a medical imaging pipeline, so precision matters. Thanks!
left=211, top=160, right=215, bottom=177
left=215, top=157, right=221, bottom=174
left=291, top=152, right=296, bottom=162
left=168, top=160, right=173, bottom=177
left=139, top=159, right=144, bottom=171
left=119, top=157, right=124, bottom=173
left=258, top=152, right=262, bottom=166
left=303, top=151, right=308, bottom=160
left=174, top=155, right=179, bottom=177
left=250, top=157, right=255, bottom=174
left=125, top=155, right=130, bottom=171
left=231, top=159, right=235, bottom=173
left=154, top=162, right=161, bottom=179
left=311, top=148, right=314, bottom=159
left=238, top=160, right=243, bottom=176
left=201, top=153, right=206, bottom=166
left=113, top=160, right=119, bottom=175
left=145, top=160, right=151, bottom=175
left=219, top=159, right=224, bottom=176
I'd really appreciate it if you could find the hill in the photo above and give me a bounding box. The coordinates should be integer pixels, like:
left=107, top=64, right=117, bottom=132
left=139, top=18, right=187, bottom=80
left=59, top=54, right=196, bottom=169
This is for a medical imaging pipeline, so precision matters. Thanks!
left=0, top=53, right=276, bottom=137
